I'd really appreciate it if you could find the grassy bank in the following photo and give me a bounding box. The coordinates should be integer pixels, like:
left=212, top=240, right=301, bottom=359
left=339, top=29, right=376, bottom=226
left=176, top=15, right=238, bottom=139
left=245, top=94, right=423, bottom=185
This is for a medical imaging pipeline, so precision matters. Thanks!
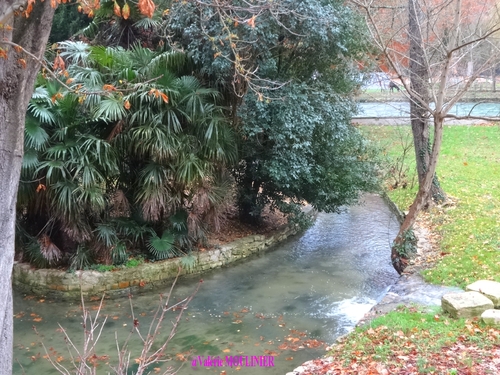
left=321, top=124, right=500, bottom=374
left=362, top=124, right=500, bottom=287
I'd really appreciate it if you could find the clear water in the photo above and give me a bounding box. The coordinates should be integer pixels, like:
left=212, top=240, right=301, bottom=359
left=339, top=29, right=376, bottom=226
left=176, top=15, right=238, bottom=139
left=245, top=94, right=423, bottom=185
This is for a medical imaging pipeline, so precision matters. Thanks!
left=13, top=194, right=399, bottom=375
left=356, top=101, right=500, bottom=118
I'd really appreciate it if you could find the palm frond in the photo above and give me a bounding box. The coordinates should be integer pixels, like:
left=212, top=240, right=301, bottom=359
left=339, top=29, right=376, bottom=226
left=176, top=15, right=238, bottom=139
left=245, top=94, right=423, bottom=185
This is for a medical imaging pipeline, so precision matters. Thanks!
left=94, top=95, right=128, bottom=121
left=111, top=241, right=128, bottom=265
left=94, top=223, right=118, bottom=248
left=135, top=163, right=171, bottom=221
left=22, top=149, right=40, bottom=170
left=147, top=230, right=176, bottom=260
left=133, top=17, right=161, bottom=31
left=69, top=66, right=104, bottom=88
left=111, top=217, right=154, bottom=243
left=69, top=244, right=94, bottom=270
left=58, top=40, right=91, bottom=66
left=176, top=152, right=206, bottom=184
left=25, top=117, right=50, bottom=151
left=75, top=185, right=106, bottom=213
left=130, top=123, right=179, bottom=162
left=180, top=254, right=197, bottom=272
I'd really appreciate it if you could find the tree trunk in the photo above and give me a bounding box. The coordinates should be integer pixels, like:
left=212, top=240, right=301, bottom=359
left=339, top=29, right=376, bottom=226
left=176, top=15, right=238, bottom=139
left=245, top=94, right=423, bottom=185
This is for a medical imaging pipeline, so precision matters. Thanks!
left=392, top=115, right=445, bottom=273
left=391, top=0, right=446, bottom=274
left=408, top=0, right=445, bottom=208
left=0, top=1, right=56, bottom=372
left=492, top=66, right=497, bottom=92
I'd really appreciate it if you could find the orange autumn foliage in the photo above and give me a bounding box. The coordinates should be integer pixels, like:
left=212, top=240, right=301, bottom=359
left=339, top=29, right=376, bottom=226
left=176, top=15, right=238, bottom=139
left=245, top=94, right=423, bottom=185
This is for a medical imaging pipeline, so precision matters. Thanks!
left=369, top=0, right=497, bottom=75
left=138, top=0, right=155, bottom=18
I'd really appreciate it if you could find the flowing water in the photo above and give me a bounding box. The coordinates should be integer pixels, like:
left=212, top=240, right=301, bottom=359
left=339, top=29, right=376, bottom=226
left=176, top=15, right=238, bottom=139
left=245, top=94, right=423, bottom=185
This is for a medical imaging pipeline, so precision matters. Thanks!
left=13, top=194, right=399, bottom=375
left=356, top=101, right=500, bottom=118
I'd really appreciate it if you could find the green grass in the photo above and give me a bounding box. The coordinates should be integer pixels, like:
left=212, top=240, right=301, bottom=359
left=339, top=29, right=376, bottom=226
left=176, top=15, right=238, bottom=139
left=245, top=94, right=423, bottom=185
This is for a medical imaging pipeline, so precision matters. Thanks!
left=361, top=124, right=500, bottom=288
left=328, top=305, right=500, bottom=374
left=324, top=123, right=500, bottom=375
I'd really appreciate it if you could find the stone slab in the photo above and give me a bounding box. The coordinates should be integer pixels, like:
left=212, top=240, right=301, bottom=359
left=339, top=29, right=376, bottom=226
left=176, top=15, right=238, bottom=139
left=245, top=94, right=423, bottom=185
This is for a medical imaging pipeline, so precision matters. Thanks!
left=481, top=309, right=500, bottom=326
left=441, top=291, right=494, bottom=318
left=466, top=280, right=500, bottom=308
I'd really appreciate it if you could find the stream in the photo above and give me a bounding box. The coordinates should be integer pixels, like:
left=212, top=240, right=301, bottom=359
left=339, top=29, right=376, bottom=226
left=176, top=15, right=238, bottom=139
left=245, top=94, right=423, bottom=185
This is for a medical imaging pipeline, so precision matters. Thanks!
left=356, top=101, right=500, bottom=118
left=13, top=194, right=399, bottom=375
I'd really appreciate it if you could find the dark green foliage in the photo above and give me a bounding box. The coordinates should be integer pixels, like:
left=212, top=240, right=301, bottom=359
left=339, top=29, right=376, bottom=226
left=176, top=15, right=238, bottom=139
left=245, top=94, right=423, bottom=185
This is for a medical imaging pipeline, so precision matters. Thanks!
left=147, top=231, right=176, bottom=260
left=167, top=0, right=375, bottom=224
left=17, top=43, right=236, bottom=268
left=70, top=245, right=94, bottom=271
left=49, top=3, right=91, bottom=43
left=111, top=242, right=128, bottom=265
left=23, top=239, right=51, bottom=269
left=237, top=83, right=378, bottom=221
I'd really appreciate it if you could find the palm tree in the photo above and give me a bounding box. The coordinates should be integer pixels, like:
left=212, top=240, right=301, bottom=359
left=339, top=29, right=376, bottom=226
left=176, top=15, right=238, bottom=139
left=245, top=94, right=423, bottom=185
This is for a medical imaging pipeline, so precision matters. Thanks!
left=18, top=42, right=237, bottom=268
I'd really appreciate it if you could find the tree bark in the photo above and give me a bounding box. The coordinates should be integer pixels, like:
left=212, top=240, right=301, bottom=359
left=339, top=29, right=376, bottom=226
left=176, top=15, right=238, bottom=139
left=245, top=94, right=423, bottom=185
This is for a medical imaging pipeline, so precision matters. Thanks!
left=408, top=0, right=445, bottom=208
left=0, top=1, right=56, bottom=372
left=391, top=0, right=446, bottom=274
left=392, top=114, right=445, bottom=273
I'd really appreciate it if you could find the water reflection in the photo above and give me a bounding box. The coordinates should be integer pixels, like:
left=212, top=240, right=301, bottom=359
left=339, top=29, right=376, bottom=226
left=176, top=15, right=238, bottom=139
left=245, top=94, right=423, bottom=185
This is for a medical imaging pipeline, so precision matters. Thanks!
left=13, top=194, right=399, bottom=375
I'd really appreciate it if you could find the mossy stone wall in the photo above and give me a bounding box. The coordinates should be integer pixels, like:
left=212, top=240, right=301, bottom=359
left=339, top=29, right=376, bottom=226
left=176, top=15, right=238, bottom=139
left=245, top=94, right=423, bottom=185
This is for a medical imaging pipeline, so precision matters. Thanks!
left=13, top=224, right=301, bottom=299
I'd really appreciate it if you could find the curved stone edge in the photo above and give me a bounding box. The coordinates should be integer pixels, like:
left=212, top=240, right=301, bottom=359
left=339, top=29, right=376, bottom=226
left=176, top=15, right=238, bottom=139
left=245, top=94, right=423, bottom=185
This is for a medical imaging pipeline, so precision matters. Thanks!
left=13, top=209, right=316, bottom=300
left=380, top=191, right=405, bottom=225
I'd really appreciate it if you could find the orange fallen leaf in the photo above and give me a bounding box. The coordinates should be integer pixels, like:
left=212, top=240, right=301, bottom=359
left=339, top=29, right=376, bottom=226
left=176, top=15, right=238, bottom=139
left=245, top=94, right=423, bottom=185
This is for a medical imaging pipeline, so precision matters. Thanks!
left=222, top=348, right=231, bottom=353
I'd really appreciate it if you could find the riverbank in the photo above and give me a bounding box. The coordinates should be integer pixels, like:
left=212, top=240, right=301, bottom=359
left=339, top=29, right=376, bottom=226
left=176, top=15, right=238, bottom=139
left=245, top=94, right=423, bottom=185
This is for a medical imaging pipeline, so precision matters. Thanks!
left=287, top=124, right=500, bottom=374
left=356, top=89, right=500, bottom=103
left=13, top=207, right=313, bottom=299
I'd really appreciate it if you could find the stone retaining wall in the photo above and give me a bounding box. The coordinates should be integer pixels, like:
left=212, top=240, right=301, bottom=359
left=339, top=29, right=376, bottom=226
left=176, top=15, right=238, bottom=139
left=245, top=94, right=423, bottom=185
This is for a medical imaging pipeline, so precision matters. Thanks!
left=13, top=222, right=303, bottom=299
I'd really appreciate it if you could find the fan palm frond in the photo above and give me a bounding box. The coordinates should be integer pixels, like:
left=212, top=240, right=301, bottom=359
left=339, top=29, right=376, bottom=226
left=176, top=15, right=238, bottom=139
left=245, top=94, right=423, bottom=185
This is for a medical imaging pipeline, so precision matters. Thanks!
left=147, top=230, right=176, bottom=260
left=25, top=117, right=50, bottom=151
left=130, top=123, right=179, bottom=162
left=133, top=17, right=161, bottom=31
left=135, top=162, right=171, bottom=221
left=22, top=149, right=40, bottom=171
left=28, top=102, right=55, bottom=125
left=58, top=40, right=91, bottom=66
left=94, top=223, right=118, bottom=248
left=176, top=152, right=207, bottom=184
left=95, top=95, right=128, bottom=121
left=70, top=66, right=104, bottom=88
left=111, top=241, right=128, bottom=265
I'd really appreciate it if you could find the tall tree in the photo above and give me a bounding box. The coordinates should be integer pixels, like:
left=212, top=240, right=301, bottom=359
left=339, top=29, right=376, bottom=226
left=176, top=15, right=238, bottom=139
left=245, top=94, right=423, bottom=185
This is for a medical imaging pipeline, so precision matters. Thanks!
left=0, top=1, right=57, bottom=371
left=166, top=0, right=378, bottom=224
left=352, top=0, right=500, bottom=273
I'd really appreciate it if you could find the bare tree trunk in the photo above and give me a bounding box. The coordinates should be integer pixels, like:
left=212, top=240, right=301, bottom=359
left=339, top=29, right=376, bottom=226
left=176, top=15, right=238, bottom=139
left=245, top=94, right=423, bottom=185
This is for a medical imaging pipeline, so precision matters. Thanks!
left=392, top=115, right=445, bottom=273
left=408, top=0, right=445, bottom=208
left=391, top=0, right=446, bottom=274
left=0, top=2, right=56, bottom=372
left=492, top=66, right=497, bottom=92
